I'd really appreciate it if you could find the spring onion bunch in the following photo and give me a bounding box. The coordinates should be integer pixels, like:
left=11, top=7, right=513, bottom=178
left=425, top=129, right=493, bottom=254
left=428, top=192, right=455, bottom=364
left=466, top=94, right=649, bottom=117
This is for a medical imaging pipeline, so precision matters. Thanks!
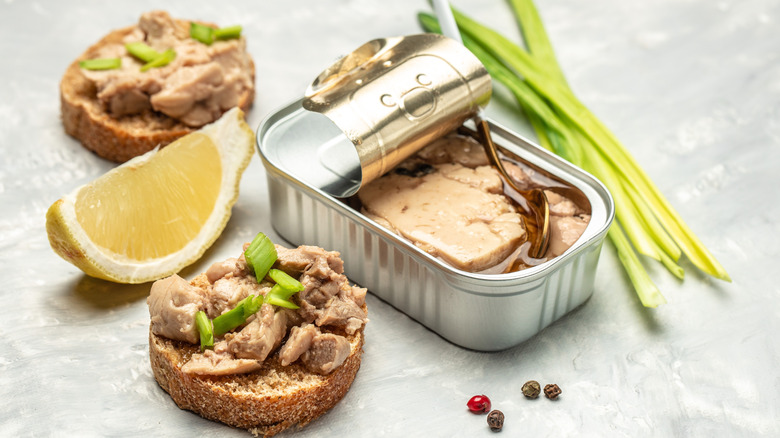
left=419, top=1, right=729, bottom=307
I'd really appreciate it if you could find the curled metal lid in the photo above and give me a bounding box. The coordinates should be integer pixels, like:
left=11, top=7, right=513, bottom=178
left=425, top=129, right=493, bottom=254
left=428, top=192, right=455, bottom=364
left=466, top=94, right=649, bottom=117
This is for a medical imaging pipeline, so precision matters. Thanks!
left=300, top=33, right=491, bottom=197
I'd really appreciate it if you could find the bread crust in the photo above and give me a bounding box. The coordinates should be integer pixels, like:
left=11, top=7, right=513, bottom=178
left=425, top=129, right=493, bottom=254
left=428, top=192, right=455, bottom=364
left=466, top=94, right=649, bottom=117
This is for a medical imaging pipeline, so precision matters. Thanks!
left=149, top=324, right=364, bottom=437
left=60, top=21, right=255, bottom=163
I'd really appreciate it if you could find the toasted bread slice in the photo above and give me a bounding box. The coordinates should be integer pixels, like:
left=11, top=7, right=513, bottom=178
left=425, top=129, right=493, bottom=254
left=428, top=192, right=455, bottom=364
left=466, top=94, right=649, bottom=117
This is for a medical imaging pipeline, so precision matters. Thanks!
left=149, top=320, right=364, bottom=437
left=60, top=20, right=255, bottom=163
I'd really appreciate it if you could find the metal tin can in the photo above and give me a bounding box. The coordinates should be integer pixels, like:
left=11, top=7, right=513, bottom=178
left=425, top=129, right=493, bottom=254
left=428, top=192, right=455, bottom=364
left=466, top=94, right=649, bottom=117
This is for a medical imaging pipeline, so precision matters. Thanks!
left=297, top=33, right=491, bottom=198
left=257, top=99, right=614, bottom=351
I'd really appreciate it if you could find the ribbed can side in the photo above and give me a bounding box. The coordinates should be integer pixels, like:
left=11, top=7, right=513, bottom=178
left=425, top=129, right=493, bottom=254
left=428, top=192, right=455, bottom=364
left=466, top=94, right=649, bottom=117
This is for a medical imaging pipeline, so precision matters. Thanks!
left=258, top=100, right=614, bottom=350
left=266, top=172, right=603, bottom=351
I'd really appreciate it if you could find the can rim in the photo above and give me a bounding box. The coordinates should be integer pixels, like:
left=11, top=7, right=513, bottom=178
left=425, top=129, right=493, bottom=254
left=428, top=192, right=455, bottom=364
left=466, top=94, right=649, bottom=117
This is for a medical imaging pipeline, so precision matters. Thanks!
left=256, top=98, right=615, bottom=290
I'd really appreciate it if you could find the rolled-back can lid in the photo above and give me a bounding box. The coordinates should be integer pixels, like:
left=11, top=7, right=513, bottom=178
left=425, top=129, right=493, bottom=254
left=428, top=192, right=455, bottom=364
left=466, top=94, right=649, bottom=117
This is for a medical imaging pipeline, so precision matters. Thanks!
left=299, top=33, right=491, bottom=197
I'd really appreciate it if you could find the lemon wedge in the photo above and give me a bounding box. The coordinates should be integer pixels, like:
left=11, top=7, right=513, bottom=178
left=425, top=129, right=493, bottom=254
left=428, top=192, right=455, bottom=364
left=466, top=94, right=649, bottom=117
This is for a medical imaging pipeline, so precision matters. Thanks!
left=46, top=108, right=254, bottom=284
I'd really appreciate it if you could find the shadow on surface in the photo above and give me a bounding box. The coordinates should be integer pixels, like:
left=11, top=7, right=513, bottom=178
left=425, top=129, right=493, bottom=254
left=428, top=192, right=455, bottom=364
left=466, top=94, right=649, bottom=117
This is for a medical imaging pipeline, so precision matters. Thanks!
left=70, top=275, right=152, bottom=310
left=683, top=257, right=732, bottom=300
left=616, top=265, right=666, bottom=335
left=635, top=300, right=663, bottom=334
left=632, top=254, right=733, bottom=333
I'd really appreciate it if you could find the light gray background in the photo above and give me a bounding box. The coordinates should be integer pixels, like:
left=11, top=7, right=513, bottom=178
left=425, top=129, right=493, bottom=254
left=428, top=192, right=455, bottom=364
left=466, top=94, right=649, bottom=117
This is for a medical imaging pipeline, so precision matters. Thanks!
left=1, top=1, right=778, bottom=436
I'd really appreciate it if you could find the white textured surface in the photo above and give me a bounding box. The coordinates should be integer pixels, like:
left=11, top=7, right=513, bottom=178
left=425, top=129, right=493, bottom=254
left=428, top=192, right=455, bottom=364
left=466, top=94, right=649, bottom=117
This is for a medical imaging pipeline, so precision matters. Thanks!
left=1, top=0, right=778, bottom=437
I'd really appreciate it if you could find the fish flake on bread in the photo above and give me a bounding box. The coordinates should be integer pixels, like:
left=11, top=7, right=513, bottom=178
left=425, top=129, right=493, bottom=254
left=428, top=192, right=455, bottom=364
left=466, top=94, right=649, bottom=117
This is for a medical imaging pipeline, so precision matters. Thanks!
left=148, top=241, right=367, bottom=437
left=61, top=10, right=255, bottom=162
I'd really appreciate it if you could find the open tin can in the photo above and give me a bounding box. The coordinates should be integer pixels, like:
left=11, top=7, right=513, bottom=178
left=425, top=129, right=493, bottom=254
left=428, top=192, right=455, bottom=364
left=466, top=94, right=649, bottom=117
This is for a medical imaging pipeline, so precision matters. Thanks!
left=256, top=34, right=614, bottom=351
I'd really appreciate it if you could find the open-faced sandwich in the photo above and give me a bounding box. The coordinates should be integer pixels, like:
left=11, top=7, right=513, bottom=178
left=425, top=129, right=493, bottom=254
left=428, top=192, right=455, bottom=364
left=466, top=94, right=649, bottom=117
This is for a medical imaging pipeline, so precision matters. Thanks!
left=61, top=10, right=255, bottom=162
left=148, top=233, right=368, bottom=437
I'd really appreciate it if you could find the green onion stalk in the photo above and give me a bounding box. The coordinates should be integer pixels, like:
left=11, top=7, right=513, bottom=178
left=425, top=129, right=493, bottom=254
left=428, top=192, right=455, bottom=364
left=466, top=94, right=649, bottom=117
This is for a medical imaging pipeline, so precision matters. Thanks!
left=418, top=2, right=729, bottom=307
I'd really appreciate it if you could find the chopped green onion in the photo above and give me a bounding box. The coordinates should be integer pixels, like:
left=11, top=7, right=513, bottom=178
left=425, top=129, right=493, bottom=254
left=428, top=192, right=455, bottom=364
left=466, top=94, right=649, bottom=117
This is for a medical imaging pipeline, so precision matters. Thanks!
left=264, top=287, right=300, bottom=309
left=214, top=25, right=242, bottom=41
left=125, top=42, right=161, bottom=63
left=213, top=296, right=252, bottom=336
left=268, top=284, right=300, bottom=308
left=270, top=284, right=299, bottom=300
left=195, top=311, right=213, bottom=351
left=79, top=58, right=121, bottom=70
left=262, top=282, right=302, bottom=310
left=268, top=269, right=304, bottom=292
left=242, top=294, right=264, bottom=318
left=190, top=22, right=215, bottom=45
left=244, top=233, right=278, bottom=282
left=140, top=48, right=176, bottom=72
left=125, top=42, right=176, bottom=71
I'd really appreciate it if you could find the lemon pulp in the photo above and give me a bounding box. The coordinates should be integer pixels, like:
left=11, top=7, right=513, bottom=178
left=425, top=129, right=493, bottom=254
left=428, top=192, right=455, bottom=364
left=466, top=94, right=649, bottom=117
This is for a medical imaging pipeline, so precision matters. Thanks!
left=74, top=133, right=222, bottom=261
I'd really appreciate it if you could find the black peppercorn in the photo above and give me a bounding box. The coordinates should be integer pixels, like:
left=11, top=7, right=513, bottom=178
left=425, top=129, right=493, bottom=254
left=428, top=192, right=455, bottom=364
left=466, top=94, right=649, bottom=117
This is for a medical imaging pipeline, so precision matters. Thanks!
left=522, top=380, right=541, bottom=399
left=544, top=383, right=562, bottom=400
left=487, top=409, right=504, bottom=432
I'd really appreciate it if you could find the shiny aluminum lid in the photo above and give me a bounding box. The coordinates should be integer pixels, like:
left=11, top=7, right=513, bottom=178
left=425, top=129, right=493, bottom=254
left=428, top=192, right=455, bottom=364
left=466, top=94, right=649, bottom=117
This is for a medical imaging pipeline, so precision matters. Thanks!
left=293, top=33, right=491, bottom=197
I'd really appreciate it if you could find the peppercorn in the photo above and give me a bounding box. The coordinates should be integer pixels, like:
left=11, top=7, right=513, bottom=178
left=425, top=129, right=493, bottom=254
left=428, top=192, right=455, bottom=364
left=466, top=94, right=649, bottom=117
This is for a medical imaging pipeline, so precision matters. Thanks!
left=544, top=383, right=562, bottom=400
left=487, top=410, right=504, bottom=432
left=467, top=394, right=492, bottom=413
left=521, top=380, right=541, bottom=399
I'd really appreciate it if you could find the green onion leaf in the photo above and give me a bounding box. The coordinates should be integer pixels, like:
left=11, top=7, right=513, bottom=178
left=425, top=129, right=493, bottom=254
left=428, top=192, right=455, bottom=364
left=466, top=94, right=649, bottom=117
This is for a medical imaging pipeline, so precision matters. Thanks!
left=507, top=0, right=568, bottom=86
left=125, top=42, right=161, bottom=63
left=190, top=22, right=215, bottom=45
left=125, top=42, right=175, bottom=71
left=242, top=294, right=264, bottom=318
left=262, top=284, right=301, bottom=310
left=79, top=58, right=121, bottom=70
left=213, top=296, right=253, bottom=336
left=211, top=295, right=268, bottom=337
left=268, top=269, right=304, bottom=292
left=270, top=284, right=299, bottom=300
left=214, top=25, right=242, bottom=41
left=244, top=233, right=278, bottom=282
left=140, top=48, right=176, bottom=72
left=212, top=304, right=247, bottom=337
left=264, top=288, right=300, bottom=309
left=195, top=311, right=214, bottom=351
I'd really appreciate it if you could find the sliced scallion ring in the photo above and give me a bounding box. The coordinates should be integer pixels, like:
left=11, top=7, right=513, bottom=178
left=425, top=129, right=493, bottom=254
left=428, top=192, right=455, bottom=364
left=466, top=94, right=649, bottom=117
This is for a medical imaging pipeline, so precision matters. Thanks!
left=244, top=233, right=277, bottom=282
